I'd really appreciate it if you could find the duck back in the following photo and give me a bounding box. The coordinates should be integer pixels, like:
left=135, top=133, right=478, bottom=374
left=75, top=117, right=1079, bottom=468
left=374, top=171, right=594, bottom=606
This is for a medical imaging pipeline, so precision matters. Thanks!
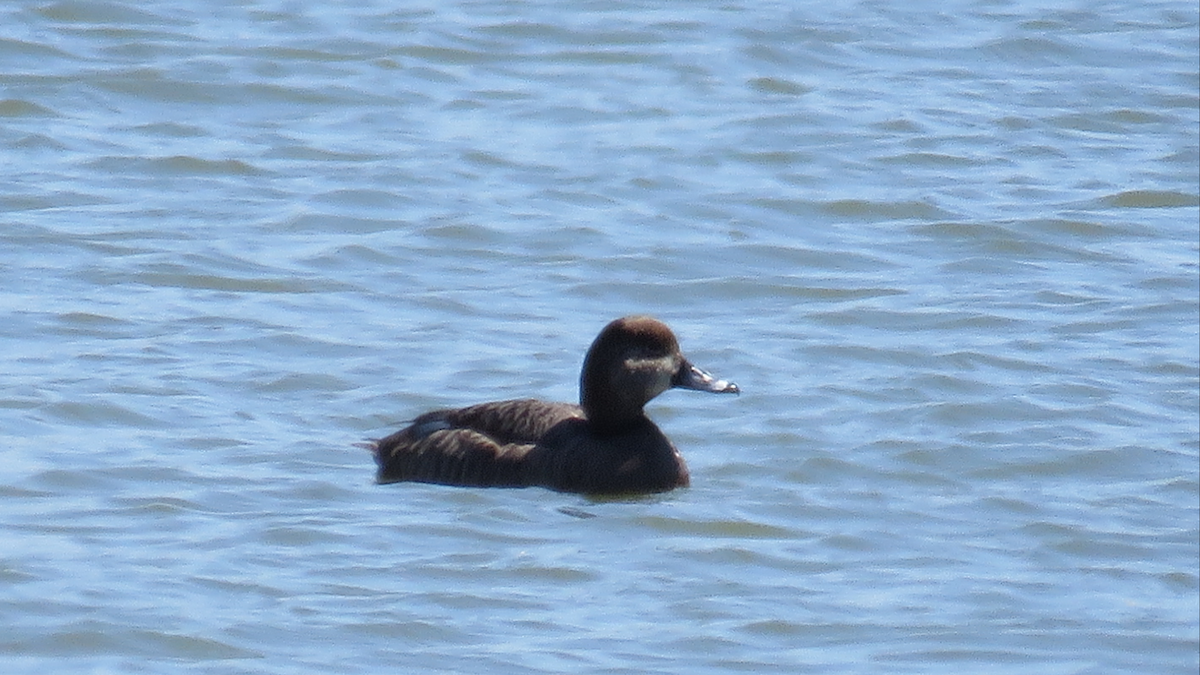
left=372, top=399, right=689, bottom=493
left=373, top=399, right=581, bottom=487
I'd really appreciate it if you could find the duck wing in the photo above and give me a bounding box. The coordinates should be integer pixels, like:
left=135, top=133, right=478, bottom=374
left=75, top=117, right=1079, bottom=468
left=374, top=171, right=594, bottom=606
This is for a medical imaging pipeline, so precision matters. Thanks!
left=372, top=399, right=582, bottom=487
left=438, top=399, right=583, bottom=444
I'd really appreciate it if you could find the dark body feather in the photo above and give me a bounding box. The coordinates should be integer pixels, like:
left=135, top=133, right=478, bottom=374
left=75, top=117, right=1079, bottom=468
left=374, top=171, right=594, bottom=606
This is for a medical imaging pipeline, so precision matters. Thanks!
left=373, top=399, right=583, bottom=488
left=372, top=399, right=689, bottom=493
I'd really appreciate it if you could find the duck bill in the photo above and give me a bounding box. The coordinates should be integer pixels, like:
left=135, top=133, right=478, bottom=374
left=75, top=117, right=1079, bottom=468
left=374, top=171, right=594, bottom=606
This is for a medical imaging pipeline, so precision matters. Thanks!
left=673, top=360, right=739, bottom=394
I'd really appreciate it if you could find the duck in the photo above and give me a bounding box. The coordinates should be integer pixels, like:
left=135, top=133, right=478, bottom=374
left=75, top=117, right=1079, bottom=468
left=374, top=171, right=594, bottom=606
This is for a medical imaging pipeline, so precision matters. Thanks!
left=370, top=316, right=739, bottom=495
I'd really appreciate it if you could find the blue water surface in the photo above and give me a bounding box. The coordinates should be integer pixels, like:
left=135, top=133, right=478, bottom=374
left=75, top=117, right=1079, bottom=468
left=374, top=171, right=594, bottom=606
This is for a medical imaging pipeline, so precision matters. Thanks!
left=1, top=1, right=1197, bottom=674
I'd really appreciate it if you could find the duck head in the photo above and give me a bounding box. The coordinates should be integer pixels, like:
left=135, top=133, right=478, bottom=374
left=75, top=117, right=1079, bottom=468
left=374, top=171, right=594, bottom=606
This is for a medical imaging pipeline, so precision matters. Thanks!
left=579, top=316, right=738, bottom=432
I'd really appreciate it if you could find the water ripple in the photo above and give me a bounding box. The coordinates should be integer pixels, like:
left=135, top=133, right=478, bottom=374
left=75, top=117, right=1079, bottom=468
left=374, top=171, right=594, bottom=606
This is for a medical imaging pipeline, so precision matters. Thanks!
left=1, top=2, right=1195, bottom=674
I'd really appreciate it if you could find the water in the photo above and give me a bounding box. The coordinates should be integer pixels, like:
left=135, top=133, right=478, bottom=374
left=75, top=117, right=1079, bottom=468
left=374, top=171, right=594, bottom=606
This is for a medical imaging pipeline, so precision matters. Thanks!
left=2, top=1, right=1197, bottom=673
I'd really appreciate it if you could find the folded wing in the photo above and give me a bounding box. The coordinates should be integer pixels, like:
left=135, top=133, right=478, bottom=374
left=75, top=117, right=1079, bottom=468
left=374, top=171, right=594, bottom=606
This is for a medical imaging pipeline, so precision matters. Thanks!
left=372, top=399, right=583, bottom=486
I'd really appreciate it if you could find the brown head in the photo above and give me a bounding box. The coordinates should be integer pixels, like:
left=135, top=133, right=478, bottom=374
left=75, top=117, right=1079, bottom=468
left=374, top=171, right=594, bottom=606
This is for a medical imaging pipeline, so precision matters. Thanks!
left=579, top=316, right=738, bottom=433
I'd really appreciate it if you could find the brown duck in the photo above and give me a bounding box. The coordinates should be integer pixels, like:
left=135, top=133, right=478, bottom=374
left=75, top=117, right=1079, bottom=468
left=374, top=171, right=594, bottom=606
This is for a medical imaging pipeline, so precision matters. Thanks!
left=371, top=316, right=738, bottom=494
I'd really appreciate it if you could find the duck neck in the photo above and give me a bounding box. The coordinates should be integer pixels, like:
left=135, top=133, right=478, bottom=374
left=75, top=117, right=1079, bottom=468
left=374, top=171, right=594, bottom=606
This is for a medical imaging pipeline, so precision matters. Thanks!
left=580, top=375, right=646, bottom=434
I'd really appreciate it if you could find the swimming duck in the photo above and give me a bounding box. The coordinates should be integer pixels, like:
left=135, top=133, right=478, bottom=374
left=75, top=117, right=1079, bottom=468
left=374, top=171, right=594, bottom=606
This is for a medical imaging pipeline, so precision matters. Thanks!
left=371, top=316, right=738, bottom=494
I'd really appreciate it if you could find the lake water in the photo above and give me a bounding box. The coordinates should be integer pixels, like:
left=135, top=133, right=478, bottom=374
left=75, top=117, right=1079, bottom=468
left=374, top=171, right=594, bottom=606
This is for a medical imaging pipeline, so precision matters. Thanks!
left=2, top=1, right=1197, bottom=673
